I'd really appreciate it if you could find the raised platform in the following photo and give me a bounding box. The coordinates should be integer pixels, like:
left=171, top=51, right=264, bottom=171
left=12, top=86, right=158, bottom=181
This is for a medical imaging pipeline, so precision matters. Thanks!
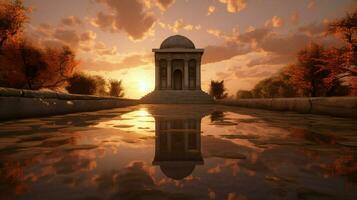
left=140, top=90, right=214, bottom=104
left=0, top=87, right=138, bottom=121
left=217, top=97, right=357, bottom=118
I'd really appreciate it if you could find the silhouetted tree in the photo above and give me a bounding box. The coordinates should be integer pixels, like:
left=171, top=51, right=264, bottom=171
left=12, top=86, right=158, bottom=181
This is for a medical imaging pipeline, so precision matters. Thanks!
left=109, top=80, right=124, bottom=97
left=209, top=80, right=228, bottom=99
left=93, top=75, right=108, bottom=96
left=236, top=90, right=253, bottom=99
left=0, top=0, right=28, bottom=50
left=66, top=73, right=97, bottom=95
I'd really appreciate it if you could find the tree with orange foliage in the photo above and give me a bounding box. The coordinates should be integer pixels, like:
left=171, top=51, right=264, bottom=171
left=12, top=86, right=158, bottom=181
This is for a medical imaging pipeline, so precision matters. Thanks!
left=0, top=40, right=77, bottom=90
left=41, top=46, right=78, bottom=89
left=286, top=43, right=331, bottom=97
left=327, top=11, right=357, bottom=95
left=0, top=0, right=28, bottom=50
left=328, top=11, right=356, bottom=52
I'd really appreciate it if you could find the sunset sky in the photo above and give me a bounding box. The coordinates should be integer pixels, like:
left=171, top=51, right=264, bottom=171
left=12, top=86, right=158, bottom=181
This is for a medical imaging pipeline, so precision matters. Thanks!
left=23, top=0, right=356, bottom=98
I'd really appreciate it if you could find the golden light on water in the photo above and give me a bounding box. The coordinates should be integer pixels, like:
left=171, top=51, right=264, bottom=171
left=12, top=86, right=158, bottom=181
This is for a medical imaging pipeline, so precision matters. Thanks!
left=93, top=108, right=155, bottom=135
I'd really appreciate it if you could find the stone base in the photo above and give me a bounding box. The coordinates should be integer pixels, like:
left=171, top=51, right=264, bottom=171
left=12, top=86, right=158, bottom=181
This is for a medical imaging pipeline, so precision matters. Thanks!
left=141, top=90, right=214, bottom=104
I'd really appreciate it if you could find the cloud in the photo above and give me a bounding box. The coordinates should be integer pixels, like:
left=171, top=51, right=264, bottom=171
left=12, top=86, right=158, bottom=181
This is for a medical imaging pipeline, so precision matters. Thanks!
left=259, top=33, right=311, bottom=55
left=93, top=161, right=196, bottom=199
left=204, top=27, right=272, bottom=64
left=82, top=53, right=152, bottom=71
left=298, top=22, right=327, bottom=36
left=80, top=31, right=97, bottom=42
left=95, top=0, right=156, bottom=40
left=61, top=16, right=82, bottom=26
left=34, top=23, right=53, bottom=37
left=207, top=28, right=222, bottom=37
left=94, top=42, right=118, bottom=55
left=202, top=43, right=251, bottom=64
left=219, top=0, right=247, bottom=13
left=206, top=26, right=240, bottom=42
left=290, top=12, right=300, bottom=25
left=239, top=27, right=271, bottom=43
left=53, top=29, right=80, bottom=47
left=155, top=0, right=176, bottom=11
left=90, top=12, right=116, bottom=32
left=26, top=23, right=108, bottom=54
left=234, top=66, right=275, bottom=79
left=164, top=19, right=200, bottom=33
left=307, top=0, right=316, bottom=9
left=265, top=16, right=284, bottom=28
left=207, top=5, right=215, bottom=16
left=246, top=53, right=294, bottom=67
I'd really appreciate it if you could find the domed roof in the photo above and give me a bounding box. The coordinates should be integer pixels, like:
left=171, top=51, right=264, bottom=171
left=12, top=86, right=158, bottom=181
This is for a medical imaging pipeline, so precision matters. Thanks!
left=160, top=35, right=195, bottom=49
left=160, top=165, right=195, bottom=180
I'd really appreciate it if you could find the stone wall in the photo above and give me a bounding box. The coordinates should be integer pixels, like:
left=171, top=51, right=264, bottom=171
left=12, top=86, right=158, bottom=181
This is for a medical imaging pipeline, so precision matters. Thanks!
left=0, top=87, right=138, bottom=120
left=217, top=97, right=357, bottom=118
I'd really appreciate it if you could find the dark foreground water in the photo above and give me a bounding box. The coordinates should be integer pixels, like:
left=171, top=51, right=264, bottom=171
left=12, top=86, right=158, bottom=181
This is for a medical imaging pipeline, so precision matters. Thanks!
left=0, top=105, right=357, bottom=200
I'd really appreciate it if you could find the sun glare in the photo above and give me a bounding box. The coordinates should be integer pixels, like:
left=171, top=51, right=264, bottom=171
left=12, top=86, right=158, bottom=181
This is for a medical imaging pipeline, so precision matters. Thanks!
left=139, top=80, right=150, bottom=94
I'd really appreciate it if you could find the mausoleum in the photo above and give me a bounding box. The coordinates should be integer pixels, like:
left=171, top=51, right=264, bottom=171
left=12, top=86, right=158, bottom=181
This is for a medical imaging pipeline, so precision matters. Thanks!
left=141, top=35, right=213, bottom=104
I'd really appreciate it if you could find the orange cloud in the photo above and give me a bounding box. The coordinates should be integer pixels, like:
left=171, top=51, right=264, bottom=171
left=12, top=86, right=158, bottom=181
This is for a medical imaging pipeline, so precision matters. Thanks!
left=95, top=0, right=156, bottom=40
left=164, top=19, right=200, bottom=33
left=61, top=16, right=82, bottom=26
left=155, top=0, right=176, bottom=11
left=298, top=22, right=327, bottom=36
left=290, top=12, right=300, bottom=25
left=202, top=43, right=251, bottom=64
left=207, top=5, right=216, bottom=16
left=219, top=0, right=247, bottom=13
left=307, top=0, right=316, bottom=9
left=90, top=12, right=116, bottom=32
left=82, top=53, right=152, bottom=71
left=265, top=16, right=284, bottom=28
left=80, top=31, right=96, bottom=42
left=53, top=29, right=80, bottom=46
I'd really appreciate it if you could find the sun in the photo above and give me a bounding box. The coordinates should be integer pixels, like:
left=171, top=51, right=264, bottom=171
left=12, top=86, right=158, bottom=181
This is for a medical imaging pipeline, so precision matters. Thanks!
left=139, top=80, right=150, bottom=94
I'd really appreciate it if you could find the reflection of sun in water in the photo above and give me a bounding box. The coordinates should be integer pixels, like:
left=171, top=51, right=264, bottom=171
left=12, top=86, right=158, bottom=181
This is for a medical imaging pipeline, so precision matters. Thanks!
left=94, top=108, right=155, bottom=135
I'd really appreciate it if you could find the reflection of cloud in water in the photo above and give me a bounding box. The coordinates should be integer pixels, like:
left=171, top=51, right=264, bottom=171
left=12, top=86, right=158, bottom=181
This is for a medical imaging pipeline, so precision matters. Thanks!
left=1, top=105, right=357, bottom=199
left=93, top=161, right=197, bottom=200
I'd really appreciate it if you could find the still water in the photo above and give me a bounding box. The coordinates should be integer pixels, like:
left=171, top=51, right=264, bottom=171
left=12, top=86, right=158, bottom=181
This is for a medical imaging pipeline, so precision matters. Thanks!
left=0, top=105, right=357, bottom=200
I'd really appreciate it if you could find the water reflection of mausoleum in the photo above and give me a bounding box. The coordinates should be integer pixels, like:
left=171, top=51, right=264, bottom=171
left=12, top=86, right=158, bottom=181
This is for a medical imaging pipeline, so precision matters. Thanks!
left=153, top=117, right=203, bottom=180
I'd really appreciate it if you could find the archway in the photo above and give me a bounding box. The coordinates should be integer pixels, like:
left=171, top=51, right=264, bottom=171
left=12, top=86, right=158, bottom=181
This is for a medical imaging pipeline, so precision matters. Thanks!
left=173, top=70, right=183, bottom=90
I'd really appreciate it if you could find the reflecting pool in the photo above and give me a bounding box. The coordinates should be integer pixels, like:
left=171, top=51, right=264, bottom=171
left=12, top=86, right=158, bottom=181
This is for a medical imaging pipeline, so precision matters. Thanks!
left=0, top=105, right=357, bottom=199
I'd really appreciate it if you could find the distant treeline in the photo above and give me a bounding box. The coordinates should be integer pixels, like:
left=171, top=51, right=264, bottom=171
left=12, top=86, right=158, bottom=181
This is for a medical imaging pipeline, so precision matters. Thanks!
left=236, top=11, right=356, bottom=99
left=0, top=0, right=124, bottom=97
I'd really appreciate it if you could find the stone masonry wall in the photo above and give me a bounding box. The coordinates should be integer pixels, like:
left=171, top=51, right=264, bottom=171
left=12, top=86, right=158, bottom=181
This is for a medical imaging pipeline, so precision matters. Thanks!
left=217, top=97, right=357, bottom=118
left=0, top=87, right=138, bottom=121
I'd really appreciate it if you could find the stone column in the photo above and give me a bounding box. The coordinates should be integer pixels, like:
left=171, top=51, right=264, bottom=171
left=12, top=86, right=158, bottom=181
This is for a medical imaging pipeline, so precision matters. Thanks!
left=155, top=57, right=159, bottom=90
left=184, top=59, right=189, bottom=90
left=167, top=59, right=172, bottom=89
left=196, top=58, right=201, bottom=90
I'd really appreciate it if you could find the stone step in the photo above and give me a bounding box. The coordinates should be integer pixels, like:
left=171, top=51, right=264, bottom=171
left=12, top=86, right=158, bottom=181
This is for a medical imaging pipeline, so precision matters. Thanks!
left=141, top=90, right=214, bottom=104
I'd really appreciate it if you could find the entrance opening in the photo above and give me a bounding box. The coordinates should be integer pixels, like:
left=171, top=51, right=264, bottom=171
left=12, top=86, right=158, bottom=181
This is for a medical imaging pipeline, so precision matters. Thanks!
left=173, top=70, right=183, bottom=90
